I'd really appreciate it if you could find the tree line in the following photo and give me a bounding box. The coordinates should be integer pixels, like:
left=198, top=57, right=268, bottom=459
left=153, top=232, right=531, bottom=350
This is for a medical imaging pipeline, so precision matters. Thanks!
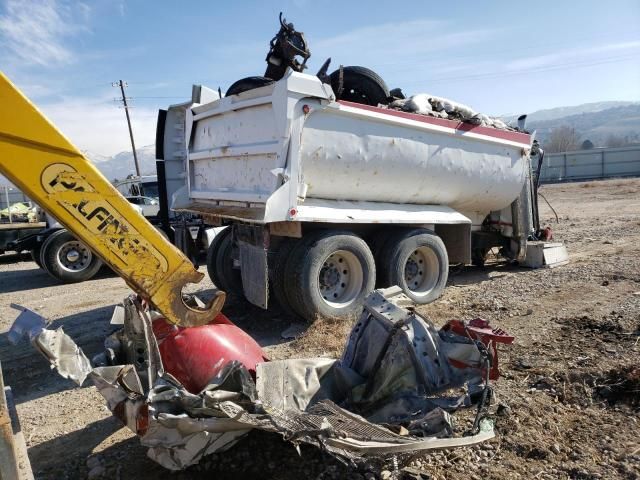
left=544, top=126, right=639, bottom=153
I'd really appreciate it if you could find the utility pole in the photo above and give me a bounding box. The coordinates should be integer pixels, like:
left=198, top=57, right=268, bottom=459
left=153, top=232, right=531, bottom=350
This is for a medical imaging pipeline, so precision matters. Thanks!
left=112, top=80, right=141, bottom=177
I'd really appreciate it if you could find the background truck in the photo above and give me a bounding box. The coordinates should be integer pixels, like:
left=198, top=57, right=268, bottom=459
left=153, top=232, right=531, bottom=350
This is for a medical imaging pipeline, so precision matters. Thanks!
left=2, top=175, right=215, bottom=283
left=156, top=69, right=567, bottom=322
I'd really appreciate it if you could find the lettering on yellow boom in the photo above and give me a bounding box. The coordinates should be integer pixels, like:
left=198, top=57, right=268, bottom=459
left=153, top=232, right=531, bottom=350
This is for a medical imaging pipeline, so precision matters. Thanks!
left=41, top=163, right=169, bottom=273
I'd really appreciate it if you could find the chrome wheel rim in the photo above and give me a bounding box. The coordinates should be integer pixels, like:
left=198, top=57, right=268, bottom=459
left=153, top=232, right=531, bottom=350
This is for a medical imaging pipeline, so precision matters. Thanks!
left=57, top=241, right=92, bottom=272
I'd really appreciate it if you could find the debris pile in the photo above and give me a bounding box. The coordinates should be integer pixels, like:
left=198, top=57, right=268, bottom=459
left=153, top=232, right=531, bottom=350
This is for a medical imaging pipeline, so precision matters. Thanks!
left=9, top=287, right=513, bottom=471
left=388, top=94, right=515, bottom=131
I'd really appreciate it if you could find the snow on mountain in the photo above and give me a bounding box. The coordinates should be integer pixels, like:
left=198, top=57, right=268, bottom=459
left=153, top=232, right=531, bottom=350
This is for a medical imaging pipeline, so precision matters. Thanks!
left=502, top=101, right=639, bottom=124
left=85, top=144, right=158, bottom=182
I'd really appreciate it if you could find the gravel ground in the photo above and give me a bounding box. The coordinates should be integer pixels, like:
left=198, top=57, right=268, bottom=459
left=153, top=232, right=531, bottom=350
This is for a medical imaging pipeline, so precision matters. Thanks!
left=0, top=178, right=639, bottom=480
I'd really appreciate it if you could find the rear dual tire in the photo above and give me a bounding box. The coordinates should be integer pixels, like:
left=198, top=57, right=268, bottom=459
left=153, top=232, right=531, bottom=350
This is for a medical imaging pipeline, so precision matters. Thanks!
left=212, top=227, right=448, bottom=322
left=206, top=227, right=243, bottom=297
left=283, top=231, right=376, bottom=321
left=269, top=238, right=299, bottom=318
left=376, top=229, right=449, bottom=304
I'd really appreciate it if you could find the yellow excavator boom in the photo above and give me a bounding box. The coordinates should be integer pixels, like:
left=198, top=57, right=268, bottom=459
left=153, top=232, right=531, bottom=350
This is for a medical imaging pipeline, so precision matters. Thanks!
left=0, top=72, right=224, bottom=327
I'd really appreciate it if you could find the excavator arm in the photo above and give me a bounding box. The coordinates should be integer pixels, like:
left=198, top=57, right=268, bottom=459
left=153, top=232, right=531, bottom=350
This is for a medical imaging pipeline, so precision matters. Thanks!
left=0, top=72, right=224, bottom=327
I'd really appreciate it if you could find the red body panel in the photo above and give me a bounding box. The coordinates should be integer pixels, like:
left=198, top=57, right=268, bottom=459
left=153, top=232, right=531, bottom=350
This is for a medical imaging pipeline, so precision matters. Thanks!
left=338, top=100, right=532, bottom=145
left=152, top=314, right=267, bottom=393
left=443, top=318, right=514, bottom=380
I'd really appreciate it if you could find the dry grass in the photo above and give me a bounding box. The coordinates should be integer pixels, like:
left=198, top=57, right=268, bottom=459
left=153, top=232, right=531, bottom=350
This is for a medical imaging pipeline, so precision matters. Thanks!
left=288, top=315, right=357, bottom=358
left=579, top=178, right=638, bottom=188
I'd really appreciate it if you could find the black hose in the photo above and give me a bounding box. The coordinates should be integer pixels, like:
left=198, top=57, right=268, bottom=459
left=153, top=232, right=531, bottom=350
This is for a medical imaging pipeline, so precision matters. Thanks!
left=466, top=352, right=492, bottom=436
left=538, top=192, right=559, bottom=224
left=533, top=149, right=545, bottom=233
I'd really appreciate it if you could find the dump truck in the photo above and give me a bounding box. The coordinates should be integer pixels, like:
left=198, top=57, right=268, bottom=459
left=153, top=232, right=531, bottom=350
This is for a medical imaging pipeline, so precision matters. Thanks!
left=158, top=73, right=566, bottom=322
left=0, top=14, right=559, bottom=474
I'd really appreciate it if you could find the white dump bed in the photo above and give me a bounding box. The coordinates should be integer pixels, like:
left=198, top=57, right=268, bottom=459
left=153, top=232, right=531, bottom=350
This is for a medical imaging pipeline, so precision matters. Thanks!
left=175, top=72, right=532, bottom=226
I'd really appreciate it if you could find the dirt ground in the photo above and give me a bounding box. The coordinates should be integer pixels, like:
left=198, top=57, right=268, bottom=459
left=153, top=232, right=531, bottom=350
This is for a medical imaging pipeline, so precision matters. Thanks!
left=0, top=178, right=639, bottom=480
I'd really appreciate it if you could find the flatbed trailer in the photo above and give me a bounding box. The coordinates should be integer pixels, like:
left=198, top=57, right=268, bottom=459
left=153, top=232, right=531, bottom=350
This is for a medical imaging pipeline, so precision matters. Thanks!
left=0, top=222, right=45, bottom=255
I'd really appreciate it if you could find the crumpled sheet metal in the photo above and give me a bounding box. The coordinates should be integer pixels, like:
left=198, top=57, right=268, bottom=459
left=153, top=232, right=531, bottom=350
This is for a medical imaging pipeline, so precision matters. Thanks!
left=256, top=358, right=338, bottom=412
left=143, top=414, right=250, bottom=470
left=8, top=300, right=255, bottom=471
left=9, top=305, right=93, bottom=385
left=9, top=291, right=506, bottom=470
left=339, top=287, right=487, bottom=425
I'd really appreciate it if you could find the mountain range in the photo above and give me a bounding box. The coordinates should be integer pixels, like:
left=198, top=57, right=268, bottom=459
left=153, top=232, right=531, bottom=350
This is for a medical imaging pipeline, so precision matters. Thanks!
left=84, top=144, right=159, bottom=182
left=502, top=101, right=640, bottom=146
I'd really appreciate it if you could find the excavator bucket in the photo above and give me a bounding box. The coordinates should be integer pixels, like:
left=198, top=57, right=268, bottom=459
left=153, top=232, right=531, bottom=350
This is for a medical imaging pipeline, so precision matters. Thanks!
left=0, top=72, right=224, bottom=327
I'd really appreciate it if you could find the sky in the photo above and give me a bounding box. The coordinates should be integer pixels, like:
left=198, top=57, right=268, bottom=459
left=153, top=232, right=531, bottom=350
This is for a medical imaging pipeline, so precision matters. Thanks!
left=1, top=0, right=640, bottom=157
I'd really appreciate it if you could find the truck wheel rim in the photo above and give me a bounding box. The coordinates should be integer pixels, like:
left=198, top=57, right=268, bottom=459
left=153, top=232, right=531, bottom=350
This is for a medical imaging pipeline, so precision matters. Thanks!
left=318, top=250, right=363, bottom=308
left=57, top=241, right=92, bottom=272
left=404, top=246, right=439, bottom=297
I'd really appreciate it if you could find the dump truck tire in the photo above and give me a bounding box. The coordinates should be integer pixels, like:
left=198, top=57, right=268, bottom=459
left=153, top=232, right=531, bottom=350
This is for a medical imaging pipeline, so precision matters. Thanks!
left=379, top=229, right=448, bottom=304
left=285, top=230, right=375, bottom=321
left=268, top=238, right=301, bottom=319
left=213, top=227, right=244, bottom=297
left=226, top=76, right=274, bottom=96
left=40, top=230, right=102, bottom=283
left=206, top=227, right=229, bottom=290
left=329, top=66, right=390, bottom=106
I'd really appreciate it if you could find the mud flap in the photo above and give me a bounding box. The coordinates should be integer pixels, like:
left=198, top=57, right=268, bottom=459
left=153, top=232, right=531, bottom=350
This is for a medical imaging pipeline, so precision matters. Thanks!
left=236, top=225, right=269, bottom=309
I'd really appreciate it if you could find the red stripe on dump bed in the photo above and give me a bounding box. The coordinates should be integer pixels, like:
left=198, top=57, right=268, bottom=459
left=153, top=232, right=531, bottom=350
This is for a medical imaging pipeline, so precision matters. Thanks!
left=337, top=100, right=531, bottom=145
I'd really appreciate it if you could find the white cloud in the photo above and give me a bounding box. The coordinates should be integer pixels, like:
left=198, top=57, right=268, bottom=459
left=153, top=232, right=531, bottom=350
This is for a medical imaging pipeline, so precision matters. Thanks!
left=0, top=0, right=89, bottom=67
left=39, top=93, right=158, bottom=156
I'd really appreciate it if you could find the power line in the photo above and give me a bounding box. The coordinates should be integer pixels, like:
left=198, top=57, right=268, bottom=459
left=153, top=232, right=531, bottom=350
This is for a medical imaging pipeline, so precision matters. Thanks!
left=403, top=52, right=640, bottom=87
left=129, top=96, right=187, bottom=99
left=112, top=80, right=141, bottom=176
left=372, top=32, right=640, bottom=70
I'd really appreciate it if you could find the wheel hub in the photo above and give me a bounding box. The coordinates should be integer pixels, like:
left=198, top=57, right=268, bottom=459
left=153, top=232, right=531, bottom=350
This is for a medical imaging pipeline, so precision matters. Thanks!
left=319, top=256, right=348, bottom=300
left=320, top=265, right=341, bottom=289
left=57, top=241, right=92, bottom=272
left=65, top=249, right=81, bottom=263
left=404, top=253, right=424, bottom=286
left=318, top=251, right=362, bottom=307
left=404, top=247, right=439, bottom=297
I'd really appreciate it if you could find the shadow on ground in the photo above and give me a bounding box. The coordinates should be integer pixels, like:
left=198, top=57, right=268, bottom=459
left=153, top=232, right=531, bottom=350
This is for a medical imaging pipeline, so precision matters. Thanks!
left=26, top=416, right=168, bottom=480
left=0, top=258, right=115, bottom=294
left=195, top=289, right=297, bottom=349
left=0, top=305, right=118, bottom=404
left=29, top=419, right=350, bottom=480
left=447, top=261, right=528, bottom=287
